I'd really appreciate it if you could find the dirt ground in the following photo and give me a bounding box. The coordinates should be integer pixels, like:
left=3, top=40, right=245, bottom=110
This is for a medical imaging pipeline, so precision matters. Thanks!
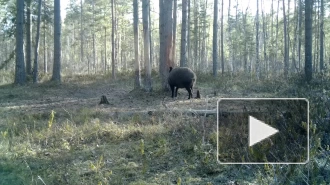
left=0, top=75, right=223, bottom=125
left=1, top=74, right=323, bottom=184
left=0, top=76, right=235, bottom=184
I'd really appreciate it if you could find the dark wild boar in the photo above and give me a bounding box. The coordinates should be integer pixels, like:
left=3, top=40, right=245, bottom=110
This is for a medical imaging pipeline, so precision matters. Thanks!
left=168, top=67, right=196, bottom=99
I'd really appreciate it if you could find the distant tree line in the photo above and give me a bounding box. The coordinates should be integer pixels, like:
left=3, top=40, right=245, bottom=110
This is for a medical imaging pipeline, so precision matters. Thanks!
left=0, top=0, right=324, bottom=85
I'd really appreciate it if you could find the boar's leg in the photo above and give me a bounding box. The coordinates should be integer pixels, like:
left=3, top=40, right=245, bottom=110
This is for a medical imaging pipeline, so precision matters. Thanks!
left=185, top=87, right=192, bottom=99
left=170, top=85, right=175, bottom=98
left=175, top=87, right=179, bottom=97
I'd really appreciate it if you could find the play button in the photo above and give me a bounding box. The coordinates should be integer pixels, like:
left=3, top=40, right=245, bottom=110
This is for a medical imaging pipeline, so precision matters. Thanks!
left=249, top=116, right=279, bottom=147
left=217, top=98, right=309, bottom=164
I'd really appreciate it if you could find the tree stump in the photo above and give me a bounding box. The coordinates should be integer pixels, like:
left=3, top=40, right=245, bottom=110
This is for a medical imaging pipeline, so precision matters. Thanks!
left=99, top=95, right=110, bottom=104
left=195, top=90, right=201, bottom=99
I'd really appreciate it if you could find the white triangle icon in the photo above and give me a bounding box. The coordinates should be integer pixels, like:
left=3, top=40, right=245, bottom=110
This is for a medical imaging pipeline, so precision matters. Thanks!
left=249, top=116, right=279, bottom=147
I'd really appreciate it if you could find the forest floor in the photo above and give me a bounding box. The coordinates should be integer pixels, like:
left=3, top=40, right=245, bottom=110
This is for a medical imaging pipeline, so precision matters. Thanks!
left=0, top=72, right=329, bottom=185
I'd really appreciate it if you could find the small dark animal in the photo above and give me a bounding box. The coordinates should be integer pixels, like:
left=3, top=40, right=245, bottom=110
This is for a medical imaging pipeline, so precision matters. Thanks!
left=168, top=67, right=196, bottom=99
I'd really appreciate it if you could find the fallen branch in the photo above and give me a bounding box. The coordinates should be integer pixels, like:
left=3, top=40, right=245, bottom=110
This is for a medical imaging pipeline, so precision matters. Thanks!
left=108, top=109, right=217, bottom=119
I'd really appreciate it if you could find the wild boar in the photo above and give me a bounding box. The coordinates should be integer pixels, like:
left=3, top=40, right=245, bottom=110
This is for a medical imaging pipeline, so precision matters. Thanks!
left=168, top=67, right=196, bottom=99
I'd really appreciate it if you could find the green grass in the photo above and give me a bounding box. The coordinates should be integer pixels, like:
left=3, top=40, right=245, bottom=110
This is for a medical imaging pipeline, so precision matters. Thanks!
left=0, top=72, right=329, bottom=184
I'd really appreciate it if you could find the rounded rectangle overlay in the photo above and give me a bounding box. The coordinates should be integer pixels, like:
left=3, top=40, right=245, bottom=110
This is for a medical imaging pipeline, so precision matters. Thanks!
left=217, top=98, right=309, bottom=165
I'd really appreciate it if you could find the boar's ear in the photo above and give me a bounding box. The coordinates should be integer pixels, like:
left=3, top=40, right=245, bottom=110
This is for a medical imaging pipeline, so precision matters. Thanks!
left=169, top=67, right=173, bottom=72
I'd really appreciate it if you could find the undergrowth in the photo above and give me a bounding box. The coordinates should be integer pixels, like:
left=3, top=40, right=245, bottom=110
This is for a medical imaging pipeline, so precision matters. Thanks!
left=0, top=72, right=329, bottom=184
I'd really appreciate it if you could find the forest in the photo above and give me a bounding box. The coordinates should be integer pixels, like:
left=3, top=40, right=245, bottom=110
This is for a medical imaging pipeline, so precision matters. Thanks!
left=0, top=0, right=330, bottom=184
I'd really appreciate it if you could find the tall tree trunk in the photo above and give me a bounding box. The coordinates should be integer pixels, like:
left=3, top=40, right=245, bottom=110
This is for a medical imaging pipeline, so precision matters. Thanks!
left=88, top=39, right=90, bottom=74
left=180, top=0, right=188, bottom=67
left=227, top=0, right=232, bottom=73
left=15, top=0, right=26, bottom=85
left=187, top=0, right=191, bottom=64
left=172, top=0, right=177, bottom=65
left=298, top=0, right=302, bottom=71
left=233, top=0, right=238, bottom=73
left=165, top=0, right=173, bottom=73
left=159, top=0, right=173, bottom=90
left=117, top=22, right=121, bottom=71
left=149, top=4, right=153, bottom=70
left=275, top=0, right=279, bottom=75
left=104, top=27, right=107, bottom=73
left=220, top=0, right=224, bottom=74
left=256, top=0, right=260, bottom=80
left=201, top=0, right=207, bottom=71
left=26, top=0, right=32, bottom=75
left=287, top=0, right=291, bottom=70
left=243, top=10, right=248, bottom=72
left=313, top=1, right=319, bottom=72
left=270, top=0, right=274, bottom=72
left=111, top=0, right=116, bottom=79
left=80, top=0, right=84, bottom=72
left=283, top=0, right=289, bottom=77
left=292, top=0, right=298, bottom=72
left=320, top=0, right=324, bottom=71
left=213, top=0, right=218, bottom=76
left=33, top=0, right=42, bottom=83
left=143, top=0, right=152, bottom=92
left=261, top=0, right=268, bottom=76
left=73, top=23, right=76, bottom=71
left=92, top=0, right=96, bottom=73
left=134, top=0, right=141, bottom=89
left=43, top=0, right=47, bottom=74
left=115, top=15, right=119, bottom=72
left=305, top=0, right=313, bottom=82
left=52, top=0, right=61, bottom=82
left=193, top=0, right=198, bottom=70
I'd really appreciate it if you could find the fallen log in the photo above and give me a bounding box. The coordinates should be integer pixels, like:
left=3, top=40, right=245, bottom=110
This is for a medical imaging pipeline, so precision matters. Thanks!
left=107, top=109, right=217, bottom=119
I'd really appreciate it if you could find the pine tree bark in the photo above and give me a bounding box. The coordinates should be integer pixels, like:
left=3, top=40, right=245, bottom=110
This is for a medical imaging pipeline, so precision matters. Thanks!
left=133, top=0, right=141, bottom=89
left=143, top=0, right=152, bottom=92
left=104, top=27, right=107, bottom=73
left=298, top=0, right=302, bottom=71
left=193, top=0, right=198, bottom=70
left=275, top=0, right=279, bottom=74
left=33, top=0, right=42, bottom=83
left=92, top=0, right=96, bottom=73
left=305, top=0, right=313, bottom=82
left=320, top=0, right=324, bottom=71
left=172, top=0, right=177, bottom=65
left=227, top=0, right=232, bottom=73
left=180, top=0, right=188, bottom=67
left=43, top=2, right=47, bottom=74
left=80, top=0, right=84, bottom=72
left=25, top=0, right=32, bottom=75
left=111, top=0, right=116, bottom=79
left=283, top=0, right=289, bottom=77
left=261, top=0, right=268, bottom=75
left=270, top=0, right=274, bottom=72
left=149, top=4, right=153, bottom=69
left=313, top=2, right=319, bottom=72
left=52, top=0, right=61, bottom=82
left=15, top=0, right=26, bottom=85
left=256, top=0, right=260, bottom=80
left=201, top=0, right=208, bottom=71
left=292, top=0, right=298, bottom=72
left=212, top=0, right=218, bottom=76
left=159, top=0, right=173, bottom=90
left=187, top=0, right=191, bottom=64
left=243, top=11, right=248, bottom=72
left=220, top=0, right=224, bottom=74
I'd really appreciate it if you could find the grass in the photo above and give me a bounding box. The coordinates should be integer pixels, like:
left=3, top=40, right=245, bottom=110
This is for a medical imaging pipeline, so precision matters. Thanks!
left=0, top=71, right=329, bottom=184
